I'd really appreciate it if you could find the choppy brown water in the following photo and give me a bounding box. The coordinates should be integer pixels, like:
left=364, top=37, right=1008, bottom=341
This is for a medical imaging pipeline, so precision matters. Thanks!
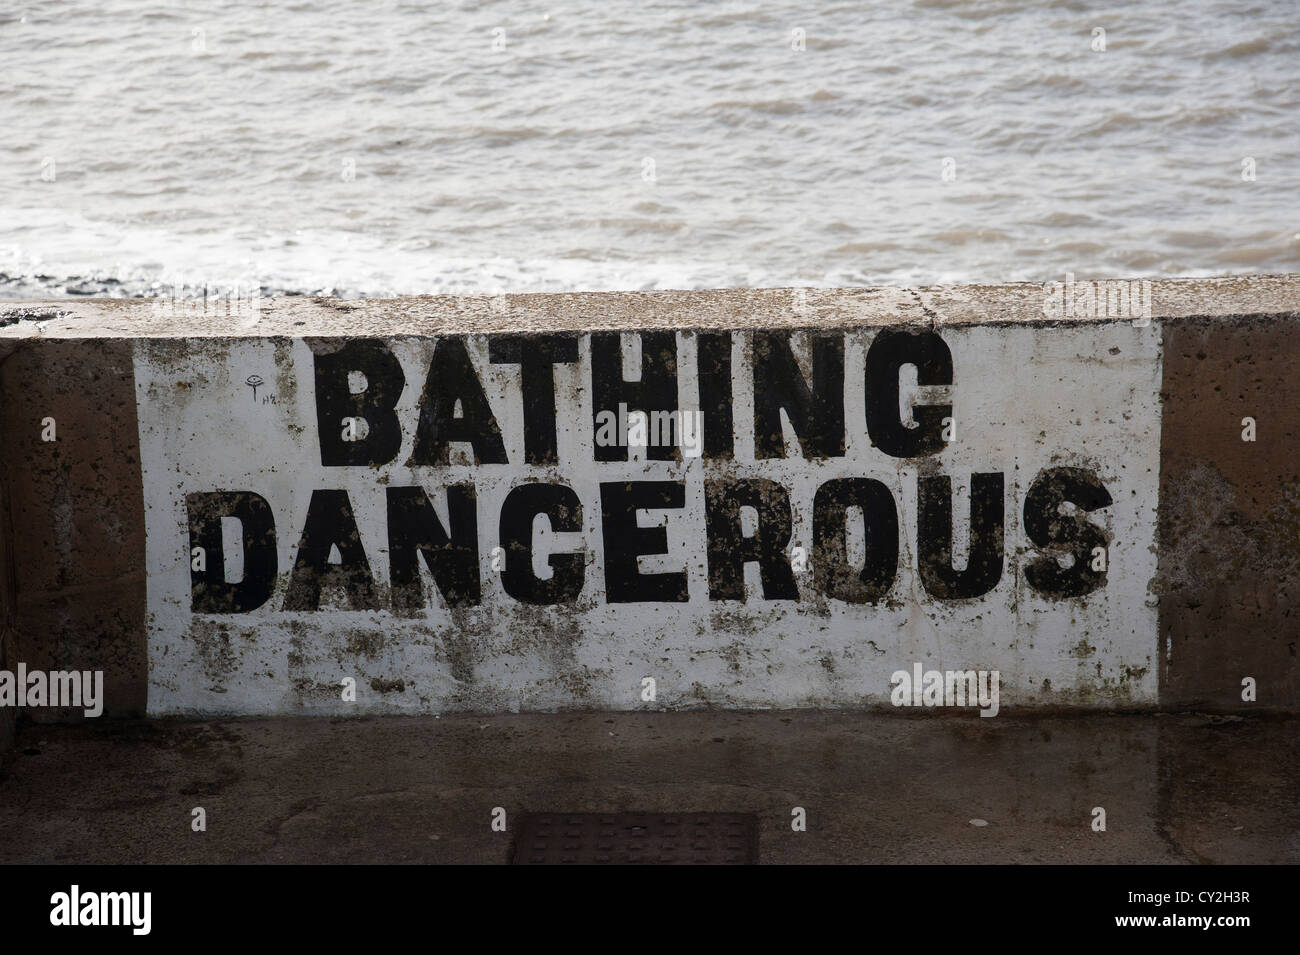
left=1, top=0, right=1297, bottom=299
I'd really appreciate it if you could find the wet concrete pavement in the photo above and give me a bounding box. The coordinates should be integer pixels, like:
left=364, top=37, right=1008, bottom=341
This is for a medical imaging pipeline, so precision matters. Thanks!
left=0, top=710, right=1295, bottom=864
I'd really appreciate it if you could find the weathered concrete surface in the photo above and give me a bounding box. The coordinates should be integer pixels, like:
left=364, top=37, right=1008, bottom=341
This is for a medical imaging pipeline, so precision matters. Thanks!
left=914, top=273, right=1300, bottom=327
left=0, top=641, right=12, bottom=753
left=1159, top=316, right=1300, bottom=709
left=2, top=274, right=1299, bottom=338
left=0, top=711, right=1293, bottom=864
left=0, top=462, right=14, bottom=754
left=0, top=341, right=147, bottom=721
left=1, top=276, right=1298, bottom=720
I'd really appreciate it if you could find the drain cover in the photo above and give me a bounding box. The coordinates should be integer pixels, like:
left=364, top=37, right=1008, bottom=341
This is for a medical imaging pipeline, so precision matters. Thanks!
left=511, top=812, right=758, bottom=865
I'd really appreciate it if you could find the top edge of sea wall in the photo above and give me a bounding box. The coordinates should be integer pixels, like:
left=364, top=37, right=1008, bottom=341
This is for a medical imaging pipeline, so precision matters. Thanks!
left=2, top=274, right=1299, bottom=340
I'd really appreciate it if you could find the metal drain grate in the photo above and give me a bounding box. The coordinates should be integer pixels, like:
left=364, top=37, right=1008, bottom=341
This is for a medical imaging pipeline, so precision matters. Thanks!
left=511, top=812, right=758, bottom=865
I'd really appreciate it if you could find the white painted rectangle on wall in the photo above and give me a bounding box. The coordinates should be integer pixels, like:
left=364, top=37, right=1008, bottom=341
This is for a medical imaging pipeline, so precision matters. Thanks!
left=135, top=322, right=1162, bottom=715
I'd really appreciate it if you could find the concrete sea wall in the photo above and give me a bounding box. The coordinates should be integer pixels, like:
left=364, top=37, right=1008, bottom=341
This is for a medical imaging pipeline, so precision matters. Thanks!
left=1, top=276, right=1296, bottom=726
